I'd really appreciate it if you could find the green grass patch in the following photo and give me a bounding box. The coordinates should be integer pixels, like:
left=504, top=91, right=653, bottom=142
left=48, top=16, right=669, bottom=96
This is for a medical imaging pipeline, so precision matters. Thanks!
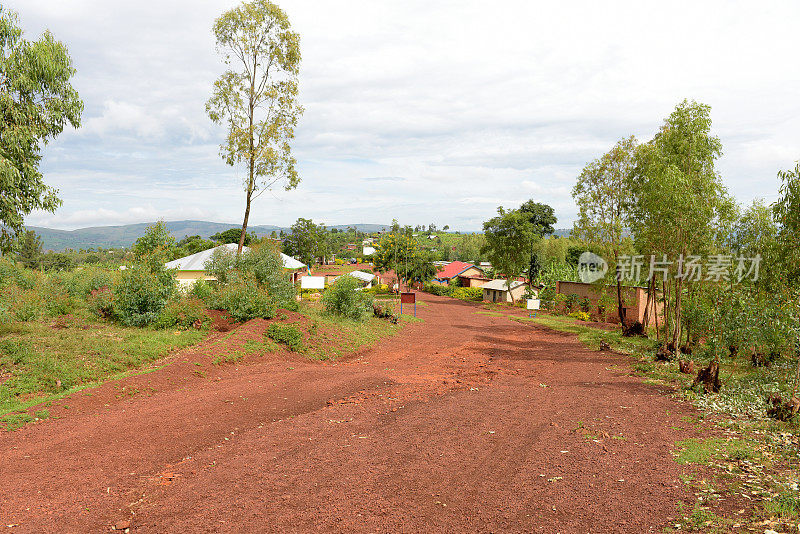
left=0, top=317, right=206, bottom=417
left=266, top=323, right=304, bottom=352
left=763, top=490, right=800, bottom=521
left=674, top=437, right=757, bottom=465
left=297, top=303, right=406, bottom=360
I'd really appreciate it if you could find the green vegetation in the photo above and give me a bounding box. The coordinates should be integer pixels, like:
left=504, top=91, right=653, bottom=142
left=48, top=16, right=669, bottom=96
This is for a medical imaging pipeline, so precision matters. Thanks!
left=266, top=323, right=304, bottom=352
left=0, top=7, right=83, bottom=253
left=321, top=275, right=373, bottom=321
left=0, top=318, right=204, bottom=422
left=207, top=0, right=303, bottom=251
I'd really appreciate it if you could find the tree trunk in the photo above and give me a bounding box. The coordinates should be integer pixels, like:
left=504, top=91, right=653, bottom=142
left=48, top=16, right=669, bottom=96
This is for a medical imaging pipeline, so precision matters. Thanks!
left=615, top=251, right=625, bottom=327
left=238, top=50, right=257, bottom=256
left=238, top=191, right=252, bottom=255
left=642, top=274, right=654, bottom=328
left=672, top=276, right=683, bottom=348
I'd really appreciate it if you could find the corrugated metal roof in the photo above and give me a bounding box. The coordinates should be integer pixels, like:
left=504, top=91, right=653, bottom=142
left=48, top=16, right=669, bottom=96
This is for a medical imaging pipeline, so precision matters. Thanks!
left=165, top=244, right=306, bottom=271
left=481, top=279, right=526, bottom=291
left=348, top=270, right=375, bottom=282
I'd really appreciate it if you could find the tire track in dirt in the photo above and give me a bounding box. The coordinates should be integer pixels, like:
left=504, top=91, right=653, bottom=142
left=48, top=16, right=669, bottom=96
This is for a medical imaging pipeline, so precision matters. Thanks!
left=2, top=295, right=701, bottom=532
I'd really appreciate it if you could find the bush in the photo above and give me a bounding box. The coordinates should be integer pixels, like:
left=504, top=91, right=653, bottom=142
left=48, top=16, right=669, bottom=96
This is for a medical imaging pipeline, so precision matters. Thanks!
left=114, top=264, right=175, bottom=327
left=43, top=282, right=73, bottom=317
left=58, top=265, right=118, bottom=297
left=0, top=258, right=36, bottom=290
left=322, top=275, right=374, bottom=321
left=452, top=287, right=483, bottom=301
left=204, top=244, right=295, bottom=308
left=87, top=286, right=115, bottom=319
left=423, top=282, right=454, bottom=296
left=266, top=323, right=304, bottom=351
left=156, top=297, right=209, bottom=329
left=187, top=279, right=214, bottom=303
left=211, top=274, right=277, bottom=322
left=569, top=310, right=591, bottom=322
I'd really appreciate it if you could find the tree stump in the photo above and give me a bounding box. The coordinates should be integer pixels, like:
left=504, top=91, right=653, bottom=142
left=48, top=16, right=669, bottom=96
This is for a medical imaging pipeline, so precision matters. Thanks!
left=692, top=361, right=721, bottom=394
left=678, top=359, right=695, bottom=374
left=598, top=340, right=611, bottom=351
left=766, top=394, right=800, bottom=421
left=654, top=344, right=674, bottom=362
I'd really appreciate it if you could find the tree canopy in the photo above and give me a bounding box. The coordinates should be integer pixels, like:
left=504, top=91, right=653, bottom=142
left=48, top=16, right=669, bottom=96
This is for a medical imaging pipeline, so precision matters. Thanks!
left=0, top=8, right=83, bottom=252
left=207, top=0, right=303, bottom=253
left=281, top=217, right=328, bottom=266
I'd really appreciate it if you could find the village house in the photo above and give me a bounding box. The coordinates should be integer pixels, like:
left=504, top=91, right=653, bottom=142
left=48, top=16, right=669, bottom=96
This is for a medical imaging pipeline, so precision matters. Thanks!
left=165, top=243, right=308, bottom=286
left=431, top=261, right=491, bottom=287
left=481, top=279, right=530, bottom=303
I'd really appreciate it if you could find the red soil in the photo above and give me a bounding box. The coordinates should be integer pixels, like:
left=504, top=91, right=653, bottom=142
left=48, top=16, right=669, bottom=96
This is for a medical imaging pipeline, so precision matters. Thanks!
left=1, top=294, right=711, bottom=532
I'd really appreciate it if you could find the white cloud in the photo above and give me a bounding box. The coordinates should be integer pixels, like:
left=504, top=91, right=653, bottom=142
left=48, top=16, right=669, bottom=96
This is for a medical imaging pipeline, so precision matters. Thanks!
left=8, top=0, right=800, bottom=231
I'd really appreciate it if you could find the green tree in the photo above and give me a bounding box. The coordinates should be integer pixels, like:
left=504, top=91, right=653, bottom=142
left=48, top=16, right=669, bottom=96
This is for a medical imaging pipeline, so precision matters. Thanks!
left=481, top=208, right=538, bottom=303
left=15, top=229, right=42, bottom=269
left=281, top=217, right=328, bottom=265
left=0, top=9, right=83, bottom=252
left=211, top=227, right=255, bottom=245
left=630, top=100, right=733, bottom=347
left=518, top=200, right=557, bottom=284
left=572, top=136, right=637, bottom=326
left=773, top=162, right=800, bottom=282
left=132, top=220, right=175, bottom=261
left=373, top=229, right=430, bottom=288
left=206, top=0, right=303, bottom=254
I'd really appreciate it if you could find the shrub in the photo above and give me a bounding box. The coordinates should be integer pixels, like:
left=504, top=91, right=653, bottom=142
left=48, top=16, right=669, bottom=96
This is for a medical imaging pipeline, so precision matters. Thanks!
left=212, top=274, right=277, bottom=322
left=266, top=323, right=304, bottom=351
left=58, top=265, right=118, bottom=297
left=188, top=279, right=214, bottom=303
left=113, top=264, right=175, bottom=327
left=569, top=310, right=591, bottom=322
left=205, top=244, right=295, bottom=308
left=87, top=286, right=115, bottom=319
left=43, top=283, right=73, bottom=317
left=0, top=258, right=36, bottom=290
left=452, top=287, right=483, bottom=301
left=322, top=275, right=373, bottom=321
left=156, top=297, right=209, bottom=329
left=423, top=283, right=454, bottom=296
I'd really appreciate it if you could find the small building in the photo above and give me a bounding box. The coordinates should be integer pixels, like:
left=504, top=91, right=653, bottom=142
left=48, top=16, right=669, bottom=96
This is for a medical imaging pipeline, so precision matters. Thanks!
left=362, top=246, right=376, bottom=256
left=482, top=279, right=529, bottom=303
left=165, top=244, right=307, bottom=287
left=432, top=261, right=490, bottom=288
left=554, top=280, right=662, bottom=325
left=348, top=270, right=376, bottom=288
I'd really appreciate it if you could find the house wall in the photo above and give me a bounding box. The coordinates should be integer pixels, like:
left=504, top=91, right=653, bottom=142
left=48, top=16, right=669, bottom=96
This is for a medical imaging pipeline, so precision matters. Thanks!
left=555, top=280, right=663, bottom=324
left=482, top=284, right=528, bottom=303
left=460, top=276, right=489, bottom=288
left=175, top=271, right=216, bottom=287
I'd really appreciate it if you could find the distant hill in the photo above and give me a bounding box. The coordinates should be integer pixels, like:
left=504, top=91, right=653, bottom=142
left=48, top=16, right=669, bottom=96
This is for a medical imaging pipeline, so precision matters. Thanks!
left=29, top=220, right=391, bottom=251
left=552, top=228, right=572, bottom=238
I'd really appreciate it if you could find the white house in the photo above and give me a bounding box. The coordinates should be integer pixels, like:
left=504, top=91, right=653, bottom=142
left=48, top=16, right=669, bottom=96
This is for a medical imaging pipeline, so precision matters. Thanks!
left=481, top=279, right=530, bottom=303
left=165, top=244, right=308, bottom=287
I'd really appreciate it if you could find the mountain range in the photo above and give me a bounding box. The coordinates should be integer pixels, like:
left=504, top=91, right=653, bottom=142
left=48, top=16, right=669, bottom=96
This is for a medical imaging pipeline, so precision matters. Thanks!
left=29, top=221, right=391, bottom=251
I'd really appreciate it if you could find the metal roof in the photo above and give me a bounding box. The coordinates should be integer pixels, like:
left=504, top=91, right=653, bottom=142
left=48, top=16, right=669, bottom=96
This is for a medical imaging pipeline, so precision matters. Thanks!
left=481, top=279, right=526, bottom=291
left=165, top=244, right=306, bottom=271
left=348, top=270, right=376, bottom=282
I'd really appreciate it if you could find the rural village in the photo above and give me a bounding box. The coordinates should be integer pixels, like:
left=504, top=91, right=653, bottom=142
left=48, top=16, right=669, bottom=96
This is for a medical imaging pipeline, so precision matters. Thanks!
left=1, top=1, right=799, bottom=533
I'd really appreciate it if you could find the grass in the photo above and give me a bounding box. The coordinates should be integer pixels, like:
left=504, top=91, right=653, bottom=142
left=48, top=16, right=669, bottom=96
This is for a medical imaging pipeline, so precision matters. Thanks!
left=296, top=302, right=413, bottom=360
left=0, top=314, right=206, bottom=424
left=674, top=437, right=758, bottom=465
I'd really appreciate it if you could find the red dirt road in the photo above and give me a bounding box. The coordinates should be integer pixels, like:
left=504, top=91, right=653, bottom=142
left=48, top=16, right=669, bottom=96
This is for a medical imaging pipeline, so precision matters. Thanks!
left=1, top=295, right=702, bottom=533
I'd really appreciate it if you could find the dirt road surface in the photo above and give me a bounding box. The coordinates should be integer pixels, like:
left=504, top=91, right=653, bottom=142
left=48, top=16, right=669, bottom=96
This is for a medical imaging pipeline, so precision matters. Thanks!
left=1, top=295, right=701, bottom=533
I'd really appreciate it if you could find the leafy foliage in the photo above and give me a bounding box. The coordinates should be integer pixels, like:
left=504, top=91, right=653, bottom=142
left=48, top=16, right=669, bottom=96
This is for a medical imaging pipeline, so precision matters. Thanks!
left=206, top=0, right=303, bottom=251
left=266, top=322, right=303, bottom=351
left=282, top=217, right=328, bottom=265
left=210, top=272, right=277, bottom=321
left=321, top=275, right=373, bottom=321
left=0, top=8, right=83, bottom=252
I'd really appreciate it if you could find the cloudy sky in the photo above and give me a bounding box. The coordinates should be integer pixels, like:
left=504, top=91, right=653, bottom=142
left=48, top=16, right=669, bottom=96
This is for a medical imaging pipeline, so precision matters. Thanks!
left=11, top=0, right=800, bottom=231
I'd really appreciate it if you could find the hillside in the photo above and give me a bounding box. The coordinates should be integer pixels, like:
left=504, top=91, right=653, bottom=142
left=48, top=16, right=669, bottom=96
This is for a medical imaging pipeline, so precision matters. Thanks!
left=30, top=221, right=390, bottom=251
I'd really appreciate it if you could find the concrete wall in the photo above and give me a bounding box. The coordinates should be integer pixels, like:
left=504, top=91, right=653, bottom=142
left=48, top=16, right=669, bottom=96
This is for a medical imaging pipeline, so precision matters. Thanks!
left=482, top=284, right=528, bottom=303
left=555, top=280, right=662, bottom=325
